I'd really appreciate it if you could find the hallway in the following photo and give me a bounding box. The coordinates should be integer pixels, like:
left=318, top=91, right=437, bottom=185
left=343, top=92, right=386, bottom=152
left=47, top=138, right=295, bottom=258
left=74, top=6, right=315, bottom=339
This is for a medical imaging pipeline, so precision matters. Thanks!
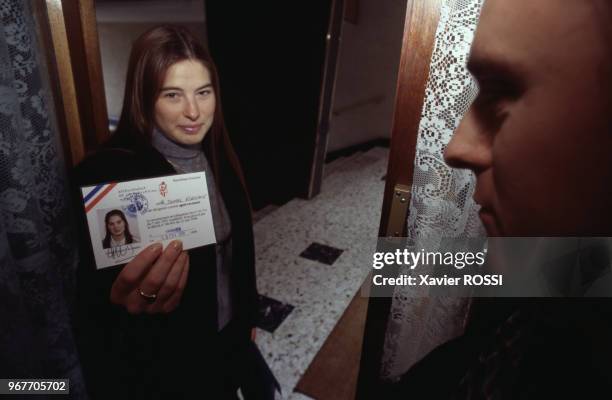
left=253, top=147, right=389, bottom=399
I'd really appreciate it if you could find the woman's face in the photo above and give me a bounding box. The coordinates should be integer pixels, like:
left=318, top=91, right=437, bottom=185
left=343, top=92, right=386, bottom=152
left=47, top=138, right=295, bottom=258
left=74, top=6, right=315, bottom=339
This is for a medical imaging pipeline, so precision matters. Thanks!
left=444, top=0, right=612, bottom=236
left=107, top=215, right=126, bottom=238
left=154, top=59, right=216, bottom=146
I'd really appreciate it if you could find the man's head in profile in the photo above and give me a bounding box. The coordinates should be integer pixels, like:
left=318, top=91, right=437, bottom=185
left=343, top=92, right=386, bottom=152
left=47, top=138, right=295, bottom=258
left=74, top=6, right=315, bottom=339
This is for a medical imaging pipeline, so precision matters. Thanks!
left=444, top=0, right=612, bottom=237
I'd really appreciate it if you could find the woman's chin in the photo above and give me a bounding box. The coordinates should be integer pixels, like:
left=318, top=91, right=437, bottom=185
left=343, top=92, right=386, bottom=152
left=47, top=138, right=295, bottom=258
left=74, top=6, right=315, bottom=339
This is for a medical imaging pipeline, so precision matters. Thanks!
left=176, top=132, right=206, bottom=145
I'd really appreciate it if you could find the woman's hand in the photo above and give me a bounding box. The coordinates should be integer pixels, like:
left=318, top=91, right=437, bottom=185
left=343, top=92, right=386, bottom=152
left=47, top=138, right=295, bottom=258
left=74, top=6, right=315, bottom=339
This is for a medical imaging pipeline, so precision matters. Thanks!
left=110, top=240, right=190, bottom=314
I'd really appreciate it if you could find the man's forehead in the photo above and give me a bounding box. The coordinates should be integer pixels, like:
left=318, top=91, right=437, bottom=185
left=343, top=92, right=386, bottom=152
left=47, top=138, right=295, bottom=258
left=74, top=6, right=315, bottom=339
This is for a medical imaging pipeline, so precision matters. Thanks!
left=470, top=0, right=602, bottom=77
left=470, top=0, right=529, bottom=67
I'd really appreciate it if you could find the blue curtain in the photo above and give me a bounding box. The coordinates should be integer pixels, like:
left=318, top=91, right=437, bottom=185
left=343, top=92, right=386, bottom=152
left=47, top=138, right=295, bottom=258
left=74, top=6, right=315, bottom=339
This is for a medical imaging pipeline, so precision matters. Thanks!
left=0, top=0, right=86, bottom=397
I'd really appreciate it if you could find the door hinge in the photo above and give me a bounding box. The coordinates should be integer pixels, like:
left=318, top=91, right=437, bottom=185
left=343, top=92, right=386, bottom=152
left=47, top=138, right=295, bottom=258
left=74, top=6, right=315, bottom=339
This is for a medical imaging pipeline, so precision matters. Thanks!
left=386, top=184, right=411, bottom=237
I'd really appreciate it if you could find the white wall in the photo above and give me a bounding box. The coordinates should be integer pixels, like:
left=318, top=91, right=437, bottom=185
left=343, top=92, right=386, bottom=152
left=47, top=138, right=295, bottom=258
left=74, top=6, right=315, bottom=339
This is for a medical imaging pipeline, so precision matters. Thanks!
left=327, top=0, right=407, bottom=152
left=94, top=0, right=206, bottom=120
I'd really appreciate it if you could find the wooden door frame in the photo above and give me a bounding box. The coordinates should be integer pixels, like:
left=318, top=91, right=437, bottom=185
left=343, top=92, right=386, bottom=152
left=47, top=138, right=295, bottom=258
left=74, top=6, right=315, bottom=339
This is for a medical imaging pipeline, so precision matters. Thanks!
left=40, top=0, right=108, bottom=167
left=307, top=0, right=345, bottom=198
left=356, top=0, right=442, bottom=397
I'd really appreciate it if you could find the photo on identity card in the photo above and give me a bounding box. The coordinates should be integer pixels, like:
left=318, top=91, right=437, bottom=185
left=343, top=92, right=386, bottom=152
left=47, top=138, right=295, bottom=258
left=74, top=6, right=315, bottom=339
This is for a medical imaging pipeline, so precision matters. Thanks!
left=80, top=172, right=217, bottom=269
left=97, top=208, right=141, bottom=249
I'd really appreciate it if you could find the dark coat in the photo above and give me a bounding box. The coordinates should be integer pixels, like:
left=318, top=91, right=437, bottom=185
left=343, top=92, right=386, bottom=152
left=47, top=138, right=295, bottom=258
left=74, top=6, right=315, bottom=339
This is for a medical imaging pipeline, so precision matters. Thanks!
left=71, top=132, right=258, bottom=399
left=390, top=298, right=612, bottom=399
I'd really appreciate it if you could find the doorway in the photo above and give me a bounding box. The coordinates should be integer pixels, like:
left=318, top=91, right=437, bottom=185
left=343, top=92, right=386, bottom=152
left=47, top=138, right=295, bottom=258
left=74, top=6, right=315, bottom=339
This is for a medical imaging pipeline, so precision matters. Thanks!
left=44, top=0, right=408, bottom=398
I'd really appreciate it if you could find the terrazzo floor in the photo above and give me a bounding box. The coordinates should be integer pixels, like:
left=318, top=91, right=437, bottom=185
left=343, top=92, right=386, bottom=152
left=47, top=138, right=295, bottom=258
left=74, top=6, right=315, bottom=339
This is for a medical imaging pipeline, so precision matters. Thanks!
left=253, top=147, right=389, bottom=399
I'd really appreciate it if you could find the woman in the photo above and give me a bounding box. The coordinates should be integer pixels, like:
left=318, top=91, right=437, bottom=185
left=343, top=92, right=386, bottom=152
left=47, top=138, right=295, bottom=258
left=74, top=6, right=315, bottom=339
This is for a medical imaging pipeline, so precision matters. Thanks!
left=102, top=209, right=134, bottom=249
left=72, top=25, right=270, bottom=399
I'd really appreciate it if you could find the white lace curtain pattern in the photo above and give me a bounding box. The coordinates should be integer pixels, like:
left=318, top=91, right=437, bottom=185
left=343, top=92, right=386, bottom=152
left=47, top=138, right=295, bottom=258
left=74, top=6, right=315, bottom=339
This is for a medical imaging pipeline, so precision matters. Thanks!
left=381, top=0, right=484, bottom=380
left=0, top=0, right=86, bottom=395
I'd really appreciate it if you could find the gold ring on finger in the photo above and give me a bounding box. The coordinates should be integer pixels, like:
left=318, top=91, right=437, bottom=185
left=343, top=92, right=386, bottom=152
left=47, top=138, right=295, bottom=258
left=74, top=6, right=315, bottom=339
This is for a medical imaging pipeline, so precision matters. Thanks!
left=138, top=289, right=157, bottom=304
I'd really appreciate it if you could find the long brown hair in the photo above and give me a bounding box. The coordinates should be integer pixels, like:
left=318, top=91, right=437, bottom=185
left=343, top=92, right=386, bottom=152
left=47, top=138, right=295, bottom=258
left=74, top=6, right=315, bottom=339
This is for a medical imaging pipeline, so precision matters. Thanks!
left=115, top=25, right=249, bottom=198
left=102, top=209, right=133, bottom=248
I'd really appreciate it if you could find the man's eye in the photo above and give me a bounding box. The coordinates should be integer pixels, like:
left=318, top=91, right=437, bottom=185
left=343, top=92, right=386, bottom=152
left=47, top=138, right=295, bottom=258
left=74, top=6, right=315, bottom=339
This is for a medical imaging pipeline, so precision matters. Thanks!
left=164, top=92, right=179, bottom=99
left=477, top=75, right=523, bottom=102
left=476, top=90, right=506, bottom=111
left=472, top=78, right=521, bottom=130
left=473, top=91, right=509, bottom=130
left=197, top=89, right=212, bottom=96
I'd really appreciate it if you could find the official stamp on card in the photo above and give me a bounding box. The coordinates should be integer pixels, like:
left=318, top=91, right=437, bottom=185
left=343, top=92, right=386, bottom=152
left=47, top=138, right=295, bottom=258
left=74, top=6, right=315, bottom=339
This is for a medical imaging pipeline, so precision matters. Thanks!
left=81, top=172, right=216, bottom=269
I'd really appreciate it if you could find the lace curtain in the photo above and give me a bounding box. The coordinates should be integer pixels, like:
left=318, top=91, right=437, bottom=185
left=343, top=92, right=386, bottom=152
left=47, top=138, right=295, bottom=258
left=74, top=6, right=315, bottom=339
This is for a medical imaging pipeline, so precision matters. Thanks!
left=381, top=0, right=484, bottom=379
left=0, top=0, right=86, bottom=396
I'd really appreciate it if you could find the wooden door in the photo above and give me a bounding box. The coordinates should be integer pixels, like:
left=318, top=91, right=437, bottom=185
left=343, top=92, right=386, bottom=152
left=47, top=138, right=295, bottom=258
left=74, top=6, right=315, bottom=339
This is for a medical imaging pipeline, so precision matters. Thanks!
left=38, top=0, right=109, bottom=167
left=356, top=0, right=443, bottom=397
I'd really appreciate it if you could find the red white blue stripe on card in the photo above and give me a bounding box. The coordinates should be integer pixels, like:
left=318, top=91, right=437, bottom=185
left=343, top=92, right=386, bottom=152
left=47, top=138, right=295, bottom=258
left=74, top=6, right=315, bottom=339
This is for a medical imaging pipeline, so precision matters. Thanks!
left=83, top=182, right=118, bottom=213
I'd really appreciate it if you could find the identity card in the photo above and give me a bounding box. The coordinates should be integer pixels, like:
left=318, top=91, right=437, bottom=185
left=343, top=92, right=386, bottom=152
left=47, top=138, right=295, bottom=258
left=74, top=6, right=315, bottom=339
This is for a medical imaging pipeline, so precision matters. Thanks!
left=80, top=172, right=216, bottom=269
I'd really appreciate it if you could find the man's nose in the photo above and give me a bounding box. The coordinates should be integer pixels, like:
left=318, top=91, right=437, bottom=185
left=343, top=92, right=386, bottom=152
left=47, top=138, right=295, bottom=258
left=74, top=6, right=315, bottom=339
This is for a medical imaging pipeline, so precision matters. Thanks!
left=183, top=97, right=200, bottom=120
left=443, top=109, right=492, bottom=174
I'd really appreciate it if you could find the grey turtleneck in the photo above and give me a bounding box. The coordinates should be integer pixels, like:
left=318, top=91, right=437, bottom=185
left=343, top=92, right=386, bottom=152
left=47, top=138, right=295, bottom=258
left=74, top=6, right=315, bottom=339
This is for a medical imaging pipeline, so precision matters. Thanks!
left=152, top=128, right=233, bottom=330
